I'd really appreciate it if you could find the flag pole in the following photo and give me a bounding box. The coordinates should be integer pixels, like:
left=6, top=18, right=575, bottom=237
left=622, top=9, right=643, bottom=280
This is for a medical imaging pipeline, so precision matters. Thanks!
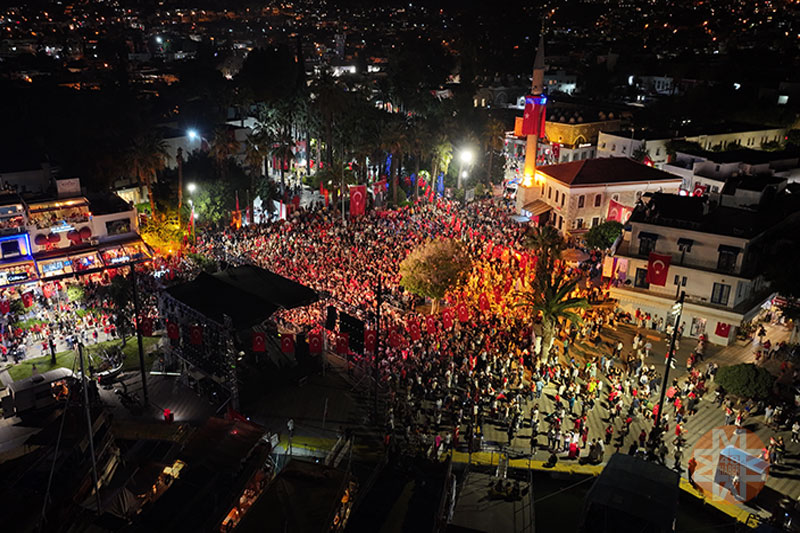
left=653, top=291, right=684, bottom=441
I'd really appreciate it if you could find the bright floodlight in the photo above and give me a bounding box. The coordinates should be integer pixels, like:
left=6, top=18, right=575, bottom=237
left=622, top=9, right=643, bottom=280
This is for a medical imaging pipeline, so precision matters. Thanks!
left=460, top=149, right=474, bottom=164
left=187, top=183, right=197, bottom=193
left=461, top=171, right=468, bottom=178
left=187, top=129, right=198, bottom=140
left=156, top=36, right=163, bottom=44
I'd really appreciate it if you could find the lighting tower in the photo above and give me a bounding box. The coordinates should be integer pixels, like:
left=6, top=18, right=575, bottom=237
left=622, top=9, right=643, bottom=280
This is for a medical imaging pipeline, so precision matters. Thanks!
left=516, top=34, right=547, bottom=214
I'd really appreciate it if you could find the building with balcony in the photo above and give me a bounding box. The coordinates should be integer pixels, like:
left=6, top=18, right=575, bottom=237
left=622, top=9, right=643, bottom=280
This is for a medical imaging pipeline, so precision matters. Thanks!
left=518, top=157, right=682, bottom=233
left=0, top=179, right=151, bottom=296
left=609, top=187, right=800, bottom=345
left=597, top=124, right=787, bottom=168
left=662, top=148, right=800, bottom=195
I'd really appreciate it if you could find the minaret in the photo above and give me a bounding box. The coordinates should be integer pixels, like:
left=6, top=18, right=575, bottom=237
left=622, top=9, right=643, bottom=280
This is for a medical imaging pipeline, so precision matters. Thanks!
left=517, top=34, right=547, bottom=213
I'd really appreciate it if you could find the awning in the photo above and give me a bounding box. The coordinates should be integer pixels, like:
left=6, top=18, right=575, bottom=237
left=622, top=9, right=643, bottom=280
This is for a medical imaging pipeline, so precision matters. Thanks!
left=521, top=200, right=551, bottom=217
left=718, top=244, right=741, bottom=254
left=638, top=232, right=659, bottom=240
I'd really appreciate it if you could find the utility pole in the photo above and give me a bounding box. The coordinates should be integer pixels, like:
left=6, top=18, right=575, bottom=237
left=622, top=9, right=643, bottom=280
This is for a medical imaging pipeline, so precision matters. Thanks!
left=177, top=147, right=184, bottom=228
left=654, top=291, right=685, bottom=437
left=130, top=265, right=149, bottom=406
left=78, top=343, right=102, bottom=515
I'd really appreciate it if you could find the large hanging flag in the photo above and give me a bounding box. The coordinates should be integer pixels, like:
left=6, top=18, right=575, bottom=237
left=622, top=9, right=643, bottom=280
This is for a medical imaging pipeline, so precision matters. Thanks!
left=336, top=332, right=349, bottom=355
left=364, top=329, right=377, bottom=353
left=425, top=315, right=437, bottom=335
left=646, top=252, right=671, bottom=286
left=350, top=185, right=367, bottom=217
left=606, top=199, right=633, bottom=223
left=281, top=334, right=295, bottom=354
left=308, top=330, right=323, bottom=354
left=167, top=321, right=180, bottom=340
left=457, top=302, right=470, bottom=323
left=442, top=308, right=454, bottom=330
left=715, top=322, right=731, bottom=338
left=521, top=95, right=547, bottom=137
left=252, top=331, right=266, bottom=352
left=408, top=319, right=422, bottom=342
left=190, top=325, right=203, bottom=346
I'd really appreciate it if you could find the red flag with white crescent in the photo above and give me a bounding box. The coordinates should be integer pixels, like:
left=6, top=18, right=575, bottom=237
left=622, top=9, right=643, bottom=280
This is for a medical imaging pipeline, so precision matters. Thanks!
left=190, top=325, right=203, bottom=345
left=457, top=303, right=469, bottom=323
left=426, top=315, right=437, bottom=335
left=408, top=319, right=421, bottom=342
left=252, top=331, right=266, bottom=352
left=442, top=308, right=454, bottom=330
left=646, top=252, right=671, bottom=286
left=308, top=330, right=323, bottom=354
left=364, top=329, right=376, bottom=353
left=167, top=321, right=180, bottom=340
left=336, top=332, right=349, bottom=354
left=479, top=293, right=490, bottom=313
left=281, top=334, right=295, bottom=354
left=350, top=184, right=367, bottom=217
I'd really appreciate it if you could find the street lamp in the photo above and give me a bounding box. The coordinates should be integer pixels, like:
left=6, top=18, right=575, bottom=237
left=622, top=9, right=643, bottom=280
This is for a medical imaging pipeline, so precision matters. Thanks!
left=458, top=149, right=474, bottom=189
left=187, top=182, right=197, bottom=194
left=653, top=291, right=685, bottom=441
left=187, top=129, right=198, bottom=141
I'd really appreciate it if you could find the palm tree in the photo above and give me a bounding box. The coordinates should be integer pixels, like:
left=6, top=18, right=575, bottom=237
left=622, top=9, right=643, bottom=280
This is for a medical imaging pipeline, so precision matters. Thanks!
left=271, top=129, right=296, bottom=186
left=514, top=276, right=589, bottom=361
left=311, top=71, right=347, bottom=167
left=524, top=225, right=565, bottom=285
left=483, top=118, right=505, bottom=185
left=210, top=127, right=239, bottom=179
left=431, top=135, right=453, bottom=184
left=127, top=133, right=168, bottom=215
left=380, top=120, right=411, bottom=205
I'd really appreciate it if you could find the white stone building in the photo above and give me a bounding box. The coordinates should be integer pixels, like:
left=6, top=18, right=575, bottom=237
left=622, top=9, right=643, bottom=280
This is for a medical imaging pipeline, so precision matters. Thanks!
left=609, top=183, right=800, bottom=345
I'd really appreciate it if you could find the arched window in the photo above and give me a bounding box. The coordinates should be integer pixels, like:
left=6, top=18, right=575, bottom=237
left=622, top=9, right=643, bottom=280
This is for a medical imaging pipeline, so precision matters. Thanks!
left=594, top=194, right=602, bottom=207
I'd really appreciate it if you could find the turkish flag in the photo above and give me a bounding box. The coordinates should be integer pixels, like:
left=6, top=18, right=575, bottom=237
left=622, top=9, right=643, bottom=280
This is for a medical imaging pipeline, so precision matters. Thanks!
left=190, top=325, right=203, bottom=345
left=425, top=315, right=437, bottom=335
left=350, top=185, right=367, bottom=217
left=364, top=329, right=376, bottom=353
left=494, top=285, right=504, bottom=304
left=442, top=308, right=454, bottom=330
left=693, top=183, right=708, bottom=197
left=139, top=317, right=153, bottom=337
left=373, top=180, right=386, bottom=196
left=408, top=320, right=421, bottom=342
left=42, top=284, right=54, bottom=299
left=646, top=252, right=671, bottom=286
left=457, top=303, right=469, bottom=323
left=167, top=321, right=180, bottom=340
left=521, top=95, right=547, bottom=137
left=308, top=330, right=323, bottom=354
left=389, top=329, right=403, bottom=348
left=0, top=300, right=9, bottom=314
left=281, top=334, right=295, bottom=354
left=252, top=331, right=266, bottom=352
left=22, top=291, right=34, bottom=308
left=336, top=333, right=349, bottom=355
left=606, top=199, right=633, bottom=224
left=715, top=322, right=731, bottom=338
left=479, top=293, right=490, bottom=313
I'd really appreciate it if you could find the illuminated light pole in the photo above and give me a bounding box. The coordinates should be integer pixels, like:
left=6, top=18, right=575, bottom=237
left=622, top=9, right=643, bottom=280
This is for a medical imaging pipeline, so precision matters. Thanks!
left=458, top=149, right=474, bottom=190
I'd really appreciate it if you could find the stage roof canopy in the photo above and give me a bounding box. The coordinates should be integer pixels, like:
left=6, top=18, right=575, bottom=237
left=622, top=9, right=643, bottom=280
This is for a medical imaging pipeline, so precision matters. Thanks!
left=166, top=265, right=318, bottom=328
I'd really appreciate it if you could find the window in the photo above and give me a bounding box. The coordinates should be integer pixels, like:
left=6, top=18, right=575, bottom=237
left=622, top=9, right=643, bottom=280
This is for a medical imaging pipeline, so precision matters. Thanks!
left=655, top=148, right=660, bottom=156
left=578, top=195, right=585, bottom=208
left=591, top=217, right=600, bottom=227
left=611, top=194, right=620, bottom=202
left=575, top=218, right=584, bottom=229
left=548, top=187, right=552, bottom=199
left=611, top=144, right=616, bottom=151
left=555, top=190, right=559, bottom=203
left=635, top=191, right=643, bottom=202
left=594, top=194, right=602, bottom=207
left=711, top=283, right=731, bottom=306
left=106, top=218, right=131, bottom=236
left=558, top=216, right=563, bottom=230
left=601, top=142, right=606, bottom=149
left=638, top=236, right=656, bottom=256
left=1, top=240, right=20, bottom=259
left=717, top=250, right=738, bottom=273
left=634, top=268, right=649, bottom=288
left=561, top=194, right=565, bottom=207
left=622, top=146, right=627, bottom=153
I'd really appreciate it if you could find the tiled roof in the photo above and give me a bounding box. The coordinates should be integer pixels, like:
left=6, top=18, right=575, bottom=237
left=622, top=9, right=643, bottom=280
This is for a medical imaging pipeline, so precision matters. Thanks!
left=538, top=157, right=682, bottom=186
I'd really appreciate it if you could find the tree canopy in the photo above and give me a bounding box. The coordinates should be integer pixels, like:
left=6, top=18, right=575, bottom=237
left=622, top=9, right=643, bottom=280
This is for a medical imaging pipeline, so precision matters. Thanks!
left=584, top=221, right=624, bottom=250
left=715, top=363, right=775, bottom=400
left=399, top=239, right=471, bottom=301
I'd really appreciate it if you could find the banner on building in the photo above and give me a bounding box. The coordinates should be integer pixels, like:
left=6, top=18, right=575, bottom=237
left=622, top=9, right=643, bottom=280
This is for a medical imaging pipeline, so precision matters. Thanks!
left=606, top=199, right=633, bottom=224
left=646, top=252, right=672, bottom=286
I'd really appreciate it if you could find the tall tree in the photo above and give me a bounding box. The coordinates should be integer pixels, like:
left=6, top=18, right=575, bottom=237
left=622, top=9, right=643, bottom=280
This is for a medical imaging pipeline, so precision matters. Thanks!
left=524, top=225, right=566, bottom=289
left=514, top=276, right=589, bottom=360
left=127, top=133, right=168, bottom=215
left=399, top=238, right=472, bottom=313
left=210, top=127, right=239, bottom=180
left=483, top=118, right=505, bottom=185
